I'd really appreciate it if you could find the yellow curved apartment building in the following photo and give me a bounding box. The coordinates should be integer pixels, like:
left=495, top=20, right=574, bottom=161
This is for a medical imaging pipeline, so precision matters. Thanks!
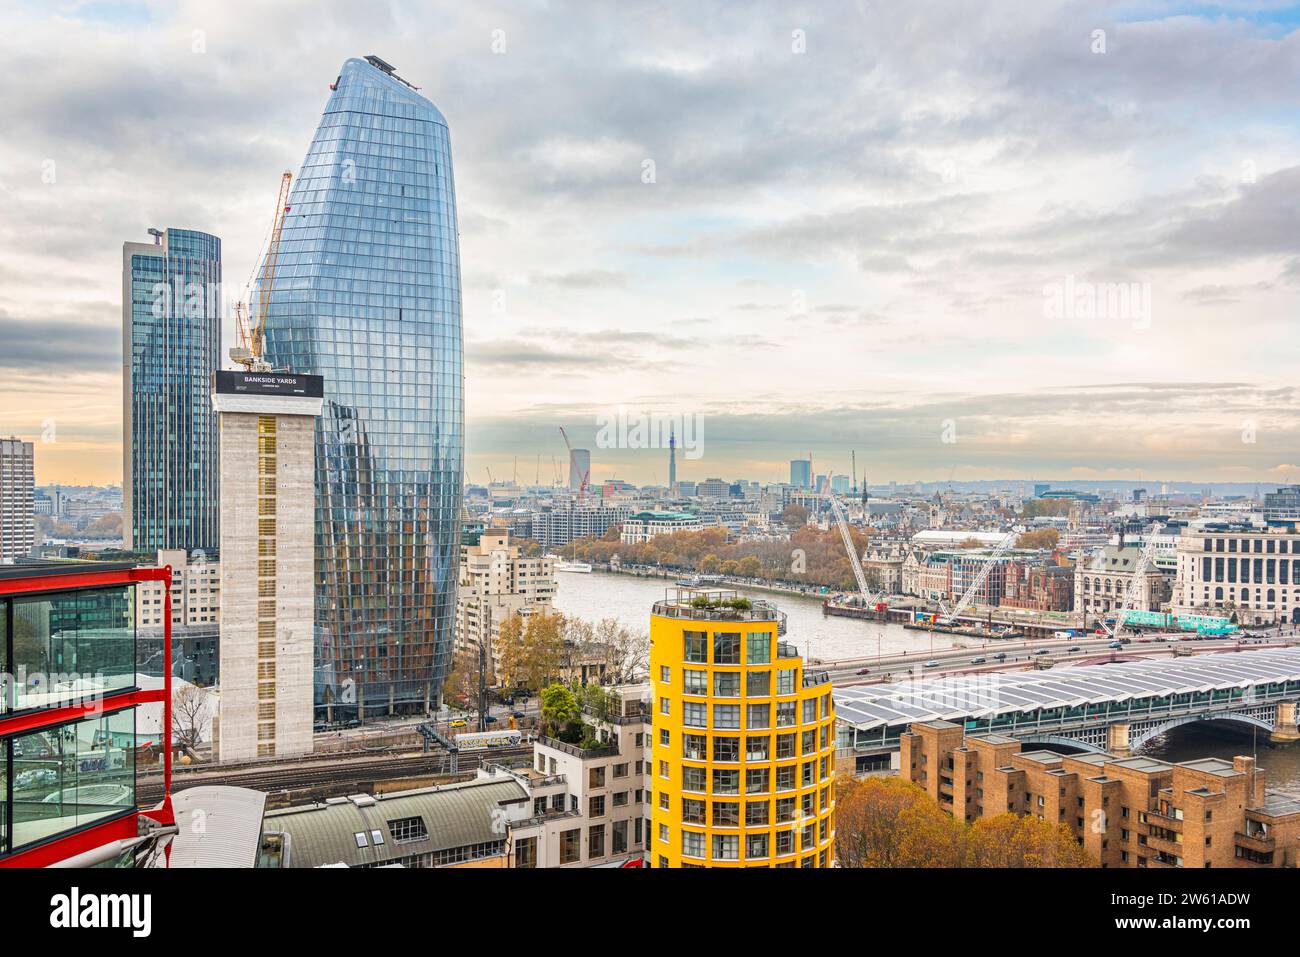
left=648, top=588, right=836, bottom=868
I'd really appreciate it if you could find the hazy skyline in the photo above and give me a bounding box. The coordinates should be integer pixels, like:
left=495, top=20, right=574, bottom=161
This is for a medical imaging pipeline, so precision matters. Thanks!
left=2, top=1, right=1299, bottom=487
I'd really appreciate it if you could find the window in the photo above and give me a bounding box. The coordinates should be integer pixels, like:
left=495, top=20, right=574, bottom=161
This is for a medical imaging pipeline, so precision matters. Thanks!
left=746, top=800, right=770, bottom=826
left=683, top=766, right=707, bottom=792
left=682, top=830, right=705, bottom=858
left=659, top=823, right=670, bottom=844
left=713, top=736, right=740, bottom=762
left=515, top=835, right=538, bottom=868
left=659, top=696, right=671, bottom=715
left=746, top=768, right=770, bottom=793
left=613, top=763, right=628, bottom=778
left=660, top=792, right=670, bottom=810
left=801, top=729, right=817, bottom=754
left=589, top=766, right=606, bottom=788
left=802, top=699, right=818, bottom=723
left=777, top=669, right=795, bottom=694
left=683, top=733, right=707, bottom=760
left=682, top=797, right=706, bottom=824
left=713, top=671, right=740, bottom=697
left=714, top=632, right=741, bottom=664
left=684, top=702, right=707, bottom=728
left=776, top=766, right=796, bottom=791
left=776, top=733, right=796, bottom=759
left=561, top=828, right=582, bottom=864
left=589, top=824, right=605, bottom=858
left=712, top=833, right=739, bottom=860
left=746, top=833, right=769, bottom=859
left=776, top=797, right=796, bottom=822
left=712, top=768, right=740, bottom=794
left=713, top=801, right=739, bottom=826
left=747, top=735, right=769, bottom=761
left=660, top=665, right=671, bottom=683
left=777, top=701, right=797, bottom=726
left=747, top=632, right=771, bottom=664
left=776, top=830, right=794, bottom=855
left=683, top=669, right=708, bottom=695
left=714, top=704, right=741, bottom=729
left=589, top=795, right=605, bottom=817
left=660, top=728, right=670, bottom=747
left=684, top=631, right=707, bottom=663
left=746, top=670, right=770, bottom=696
left=612, top=820, right=628, bottom=855
left=388, top=816, right=430, bottom=844
left=746, top=703, right=770, bottom=729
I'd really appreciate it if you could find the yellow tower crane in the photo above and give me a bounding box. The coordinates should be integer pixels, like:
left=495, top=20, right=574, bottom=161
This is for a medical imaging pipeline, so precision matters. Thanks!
left=231, top=171, right=293, bottom=371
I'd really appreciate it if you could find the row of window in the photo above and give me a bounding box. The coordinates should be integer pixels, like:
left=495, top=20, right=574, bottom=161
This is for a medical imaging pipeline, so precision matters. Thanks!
left=664, top=727, right=833, bottom=760
left=667, top=786, right=833, bottom=825
left=672, top=820, right=831, bottom=860
left=662, top=699, right=831, bottom=730
left=668, top=758, right=832, bottom=794
left=682, top=630, right=770, bottom=665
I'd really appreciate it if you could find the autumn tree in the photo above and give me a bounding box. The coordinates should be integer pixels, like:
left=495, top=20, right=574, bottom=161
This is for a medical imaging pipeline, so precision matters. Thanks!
left=592, top=617, right=649, bottom=684
left=835, top=775, right=966, bottom=867
left=781, top=503, right=808, bottom=529
left=443, top=647, right=490, bottom=715
left=497, top=611, right=567, bottom=692
left=968, top=814, right=1097, bottom=868
left=1016, top=528, right=1060, bottom=550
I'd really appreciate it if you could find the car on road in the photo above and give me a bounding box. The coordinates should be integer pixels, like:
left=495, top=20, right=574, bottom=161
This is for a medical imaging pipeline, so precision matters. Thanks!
left=1052, top=630, right=1074, bottom=639
left=1033, top=648, right=1050, bottom=656
left=993, top=652, right=1007, bottom=661
left=511, top=711, right=526, bottom=719
left=855, top=668, right=871, bottom=675
left=970, top=656, right=987, bottom=665
left=923, top=660, right=939, bottom=668
left=484, top=715, right=499, bottom=724
left=1107, top=640, right=1124, bottom=650
left=1068, top=645, right=1081, bottom=653
left=450, top=719, right=467, bottom=728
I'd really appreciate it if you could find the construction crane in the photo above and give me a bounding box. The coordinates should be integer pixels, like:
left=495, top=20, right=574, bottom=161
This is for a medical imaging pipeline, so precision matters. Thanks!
left=1099, top=523, right=1164, bottom=640
left=937, top=531, right=1018, bottom=626
left=231, top=171, right=293, bottom=371
left=558, top=427, right=589, bottom=500
left=819, top=477, right=879, bottom=608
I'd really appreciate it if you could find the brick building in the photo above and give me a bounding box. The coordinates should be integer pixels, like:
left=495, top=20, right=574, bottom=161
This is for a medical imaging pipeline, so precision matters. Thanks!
left=901, top=719, right=1300, bottom=868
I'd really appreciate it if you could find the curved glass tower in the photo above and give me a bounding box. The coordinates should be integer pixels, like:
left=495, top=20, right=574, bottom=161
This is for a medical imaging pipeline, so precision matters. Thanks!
left=262, top=56, right=464, bottom=721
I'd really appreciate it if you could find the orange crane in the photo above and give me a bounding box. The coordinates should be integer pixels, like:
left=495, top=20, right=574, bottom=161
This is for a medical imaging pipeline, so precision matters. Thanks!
left=559, top=427, right=589, bottom=500
left=231, top=171, right=293, bottom=371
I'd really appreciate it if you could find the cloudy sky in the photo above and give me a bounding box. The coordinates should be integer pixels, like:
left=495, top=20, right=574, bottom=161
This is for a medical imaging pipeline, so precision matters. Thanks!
left=3, top=0, right=1299, bottom=489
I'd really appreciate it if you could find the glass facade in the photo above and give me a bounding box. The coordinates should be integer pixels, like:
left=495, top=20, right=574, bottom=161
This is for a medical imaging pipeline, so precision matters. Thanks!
left=124, top=228, right=222, bottom=553
left=262, top=57, right=464, bottom=719
left=1, top=581, right=140, bottom=857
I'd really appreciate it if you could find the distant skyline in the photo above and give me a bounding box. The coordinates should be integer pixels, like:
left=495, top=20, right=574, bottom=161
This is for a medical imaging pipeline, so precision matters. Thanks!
left=3, top=1, right=1300, bottom=487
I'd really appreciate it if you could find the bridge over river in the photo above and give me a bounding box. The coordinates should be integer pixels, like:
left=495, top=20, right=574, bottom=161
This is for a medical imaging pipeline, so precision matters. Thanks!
left=835, top=647, right=1300, bottom=763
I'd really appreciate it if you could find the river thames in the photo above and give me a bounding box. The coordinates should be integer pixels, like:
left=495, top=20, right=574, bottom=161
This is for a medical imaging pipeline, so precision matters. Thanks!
left=552, top=570, right=1300, bottom=788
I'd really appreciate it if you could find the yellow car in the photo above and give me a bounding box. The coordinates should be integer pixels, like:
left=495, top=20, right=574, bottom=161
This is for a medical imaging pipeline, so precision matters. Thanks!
left=450, top=719, right=467, bottom=728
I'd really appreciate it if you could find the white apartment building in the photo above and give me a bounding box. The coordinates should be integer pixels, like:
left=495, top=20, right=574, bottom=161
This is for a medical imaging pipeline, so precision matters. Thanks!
left=480, top=685, right=651, bottom=867
left=1173, top=523, right=1300, bottom=626
left=619, top=511, right=703, bottom=545
left=134, top=548, right=222, bottom=629
left=457, top=527, right=555, bottom=673
left=0, top=437, right=35, bottom=564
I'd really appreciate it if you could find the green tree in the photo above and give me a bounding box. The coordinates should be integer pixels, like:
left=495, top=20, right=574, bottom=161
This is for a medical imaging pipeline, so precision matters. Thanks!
left=539, top=683, right=580, bottom=740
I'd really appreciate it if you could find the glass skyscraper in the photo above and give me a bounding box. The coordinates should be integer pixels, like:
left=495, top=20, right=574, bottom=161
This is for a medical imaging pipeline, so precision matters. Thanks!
left=262, top=56, right=464, bottom=720
left=121, top=228, right=222, bottom=554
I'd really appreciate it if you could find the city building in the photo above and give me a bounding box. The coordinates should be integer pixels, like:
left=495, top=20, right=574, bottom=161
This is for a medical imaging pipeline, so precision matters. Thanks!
left=1001, top=560, right=1074, bottom=612
left=620, top=511, right=704, bottom=545
left=1074, top=543, right=1170, bottom=621
left=0, top=438, right=35, bottom=564
left=901, top=721, right=1300, bottom=868
left=0, top=561, right=174, bottom=866
left=121, top=227, right=222, bottom=554
left=533, top=503, right=632, bottom=549
left=133, top=548, right=221, bottom=631
left=789, top=459, right=811, bottom=489
left=457, top=526, right=555, bottom=674
left=481, top=685, right=651, bottom=867
left=1173, top=522, right=1300, bottom=626
left=696, top=478, right=730, bottom=500
left=648, top=588, right=836, bottom=867
left=261, top=56, right=465, bottom=721
left=1263, top=485, right=1300, bottom=528
left=569, top=449, right=592, bottom=490
left=211, top=370, right=323, bottom=762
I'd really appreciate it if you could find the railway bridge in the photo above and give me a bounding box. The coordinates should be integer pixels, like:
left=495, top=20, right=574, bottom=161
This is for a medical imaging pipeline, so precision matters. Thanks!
left=835, top=648, right=1300, bottom=769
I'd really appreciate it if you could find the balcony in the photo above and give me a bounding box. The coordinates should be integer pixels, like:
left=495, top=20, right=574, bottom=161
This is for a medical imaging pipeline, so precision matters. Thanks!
left=1234, top=830, right=1275, bottom=854
left=538, top=735, right=619, bottom=760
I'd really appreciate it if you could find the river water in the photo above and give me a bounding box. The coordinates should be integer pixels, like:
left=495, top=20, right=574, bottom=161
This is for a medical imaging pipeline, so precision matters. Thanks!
left=551, top=570, right=952, bottom=663
left=553, top=570, right=1300, bottom=789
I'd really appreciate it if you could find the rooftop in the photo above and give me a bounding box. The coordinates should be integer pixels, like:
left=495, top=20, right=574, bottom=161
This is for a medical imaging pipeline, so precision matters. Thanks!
left=651, top=587, right=788, bottom=636
left=835, top=648, right=1300, bottom=731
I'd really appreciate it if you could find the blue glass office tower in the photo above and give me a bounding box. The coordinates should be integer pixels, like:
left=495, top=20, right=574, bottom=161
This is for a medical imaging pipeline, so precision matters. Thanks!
left=121, top=228, right=221, bottom=553
left=262, top=57, right=464, bottom=720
